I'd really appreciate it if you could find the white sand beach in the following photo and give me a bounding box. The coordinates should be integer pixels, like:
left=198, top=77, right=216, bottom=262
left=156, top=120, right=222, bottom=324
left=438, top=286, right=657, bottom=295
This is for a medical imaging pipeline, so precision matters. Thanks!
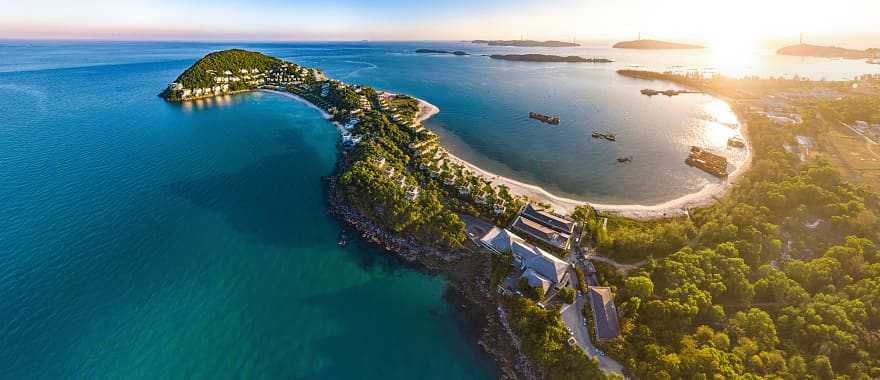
left=411, top=96, right=753, bottom=220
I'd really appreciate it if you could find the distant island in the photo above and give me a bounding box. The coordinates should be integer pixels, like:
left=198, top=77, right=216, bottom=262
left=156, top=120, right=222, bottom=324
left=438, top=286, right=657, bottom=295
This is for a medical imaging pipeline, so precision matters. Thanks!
left=490, top=54, right=611, bottom=63
left=472, top=39, right=580, bottom=48
left=777, top=43, right=878, bottom=59
left=415, top=49, right=469, bottom=56
left=612, top=39, right=704, bottom=50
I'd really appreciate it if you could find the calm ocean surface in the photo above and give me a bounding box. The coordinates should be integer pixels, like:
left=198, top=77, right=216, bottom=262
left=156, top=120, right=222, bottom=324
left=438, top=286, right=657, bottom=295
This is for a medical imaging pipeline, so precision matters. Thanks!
left=1, top=41, right=877, bottom=379
left=0, top=41, right=496, bottom=379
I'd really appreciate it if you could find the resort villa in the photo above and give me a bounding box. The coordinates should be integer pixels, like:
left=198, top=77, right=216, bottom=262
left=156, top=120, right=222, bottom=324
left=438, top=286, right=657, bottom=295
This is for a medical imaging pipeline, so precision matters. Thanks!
left=480, top=227, right=570, bottom=294
left=511, top=203, right=576, bottom=250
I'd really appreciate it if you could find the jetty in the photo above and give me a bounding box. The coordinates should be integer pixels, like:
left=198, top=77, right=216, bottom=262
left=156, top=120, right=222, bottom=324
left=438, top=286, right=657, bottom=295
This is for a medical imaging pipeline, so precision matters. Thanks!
left=529, top=112, right=560, bottom=125
left=641, top=89, right=702, bottom=97
left=686, top=146, right=728, bottom=178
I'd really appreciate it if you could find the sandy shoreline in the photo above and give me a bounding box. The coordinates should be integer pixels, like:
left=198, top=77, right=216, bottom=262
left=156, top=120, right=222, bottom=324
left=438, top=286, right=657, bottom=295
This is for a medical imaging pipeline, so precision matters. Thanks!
left=411, top=96, right=753, bottom=220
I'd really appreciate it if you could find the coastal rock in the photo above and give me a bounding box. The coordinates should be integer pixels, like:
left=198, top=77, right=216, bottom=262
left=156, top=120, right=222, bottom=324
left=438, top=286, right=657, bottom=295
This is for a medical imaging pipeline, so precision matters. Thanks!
left=490, top=54, right=590, bottom=63
left=415, top=49, right=470, bottom=56
left=472, top=40, right=580, bottom=48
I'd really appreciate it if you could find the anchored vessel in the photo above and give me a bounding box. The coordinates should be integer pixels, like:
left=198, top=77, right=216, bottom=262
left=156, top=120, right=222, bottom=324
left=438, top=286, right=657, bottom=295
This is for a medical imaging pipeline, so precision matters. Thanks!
left=727, top=137, right=746, bottom=148
left=686, top=146, right=728, bottom=178
left=592, top=131, right=617, bottom=141
left=529, top=112, right=560, bottom=125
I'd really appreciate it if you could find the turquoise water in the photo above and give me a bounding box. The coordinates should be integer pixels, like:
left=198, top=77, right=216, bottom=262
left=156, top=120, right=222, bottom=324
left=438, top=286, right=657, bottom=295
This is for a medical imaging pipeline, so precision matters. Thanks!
left=0, top=43, right=494, bottom=379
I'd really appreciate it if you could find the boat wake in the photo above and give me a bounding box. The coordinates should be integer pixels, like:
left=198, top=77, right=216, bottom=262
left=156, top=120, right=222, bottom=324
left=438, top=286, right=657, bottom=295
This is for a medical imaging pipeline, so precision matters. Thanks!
left=341, top=61, right=378, bottom=78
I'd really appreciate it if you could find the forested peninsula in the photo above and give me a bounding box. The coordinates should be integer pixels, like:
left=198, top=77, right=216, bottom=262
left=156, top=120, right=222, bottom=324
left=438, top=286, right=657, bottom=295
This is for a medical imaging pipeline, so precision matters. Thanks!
left=162, top=49, right=880, bottom=380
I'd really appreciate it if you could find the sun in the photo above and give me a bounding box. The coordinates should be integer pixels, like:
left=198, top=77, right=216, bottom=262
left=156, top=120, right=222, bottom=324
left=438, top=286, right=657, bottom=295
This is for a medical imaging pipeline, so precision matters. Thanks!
left=707, top=31, right=760, bottom=77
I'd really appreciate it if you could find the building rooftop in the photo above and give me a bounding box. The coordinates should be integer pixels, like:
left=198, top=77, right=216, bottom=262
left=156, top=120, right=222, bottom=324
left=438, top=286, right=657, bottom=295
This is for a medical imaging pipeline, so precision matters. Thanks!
left=480, top=227, right=568, bottom=284
left=479, top=227, right=524, bottom=253
left=522, top=268, right=553, bottom=293
left=511, top=215, right=571, bottom=249
left=588, top=287, right=620, bottom=340
left=521, top=248, right=568, bottom=284
left=521, top=203, right=575, bottom=234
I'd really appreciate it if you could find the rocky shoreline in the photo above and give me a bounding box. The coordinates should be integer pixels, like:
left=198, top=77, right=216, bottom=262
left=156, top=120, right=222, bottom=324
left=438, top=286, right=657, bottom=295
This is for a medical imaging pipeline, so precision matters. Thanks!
left=325, top=153, right=540, bottom=380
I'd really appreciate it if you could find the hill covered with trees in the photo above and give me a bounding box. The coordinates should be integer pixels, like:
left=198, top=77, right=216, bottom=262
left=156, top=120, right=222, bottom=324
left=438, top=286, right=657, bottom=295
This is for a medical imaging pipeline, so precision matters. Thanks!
left=172, top=49, right=282, bottom=88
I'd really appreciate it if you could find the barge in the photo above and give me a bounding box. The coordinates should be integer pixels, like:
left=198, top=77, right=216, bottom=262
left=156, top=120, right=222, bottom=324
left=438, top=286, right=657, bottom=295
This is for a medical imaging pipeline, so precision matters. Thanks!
left=529, top=112, right=560, bottom=125
left=686, top=146, right=728, bottom=178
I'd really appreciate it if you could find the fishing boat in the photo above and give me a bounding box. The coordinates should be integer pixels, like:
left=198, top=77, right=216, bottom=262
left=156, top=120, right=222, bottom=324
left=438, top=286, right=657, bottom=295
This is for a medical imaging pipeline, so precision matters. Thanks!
left=617, top=156, right=633, bottom=163
left=529, top=112, right=560, bottom=125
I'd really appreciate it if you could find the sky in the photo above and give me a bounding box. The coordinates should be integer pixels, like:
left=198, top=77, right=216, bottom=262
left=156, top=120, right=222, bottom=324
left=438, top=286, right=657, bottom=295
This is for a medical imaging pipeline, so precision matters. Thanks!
left=2, top=0, right=879, bottom=48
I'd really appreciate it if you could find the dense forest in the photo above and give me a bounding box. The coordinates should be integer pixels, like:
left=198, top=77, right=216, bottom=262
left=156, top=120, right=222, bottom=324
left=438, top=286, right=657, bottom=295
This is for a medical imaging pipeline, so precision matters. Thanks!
left=173, top=49, right=283, bottom=88
left=321, top=87, right=468, bottom=248
left=579, top=111, right=880, bottom=379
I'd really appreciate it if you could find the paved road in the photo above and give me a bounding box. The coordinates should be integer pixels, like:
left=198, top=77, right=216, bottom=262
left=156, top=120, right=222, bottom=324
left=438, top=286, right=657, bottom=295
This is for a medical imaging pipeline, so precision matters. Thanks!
left=560, top=270, right=626, bottom=376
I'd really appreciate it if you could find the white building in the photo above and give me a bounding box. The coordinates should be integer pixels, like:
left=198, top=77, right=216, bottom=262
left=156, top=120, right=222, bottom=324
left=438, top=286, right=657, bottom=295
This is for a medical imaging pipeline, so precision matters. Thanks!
left=480, top=227, right=570, bottom=290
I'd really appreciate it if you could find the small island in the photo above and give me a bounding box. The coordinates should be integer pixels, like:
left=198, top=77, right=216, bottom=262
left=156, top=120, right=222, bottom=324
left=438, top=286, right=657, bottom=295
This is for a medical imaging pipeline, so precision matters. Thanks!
left=490, top=54, right=610, bottom=63
left=612, top=39, right=704, bottom=50
left=472, top=39, right=580, bottom=48
left=415, top=49, right=469, bottom=56
left=777, top=43, right=877, bottom=59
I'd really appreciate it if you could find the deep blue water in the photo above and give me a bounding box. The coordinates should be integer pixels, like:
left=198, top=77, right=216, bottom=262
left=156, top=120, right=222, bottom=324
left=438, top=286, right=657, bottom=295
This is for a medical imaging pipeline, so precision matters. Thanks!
left=0, top=42, right=495, bottom=379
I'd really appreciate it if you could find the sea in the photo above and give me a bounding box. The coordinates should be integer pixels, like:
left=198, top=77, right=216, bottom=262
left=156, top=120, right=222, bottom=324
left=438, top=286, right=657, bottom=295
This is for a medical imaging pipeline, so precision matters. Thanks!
left=0, top=40, right=877, bottom=379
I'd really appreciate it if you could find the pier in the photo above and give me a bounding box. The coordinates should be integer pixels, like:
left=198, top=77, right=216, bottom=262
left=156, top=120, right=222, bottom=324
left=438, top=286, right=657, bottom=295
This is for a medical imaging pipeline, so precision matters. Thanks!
left=641, top=89, right=703, bottom=97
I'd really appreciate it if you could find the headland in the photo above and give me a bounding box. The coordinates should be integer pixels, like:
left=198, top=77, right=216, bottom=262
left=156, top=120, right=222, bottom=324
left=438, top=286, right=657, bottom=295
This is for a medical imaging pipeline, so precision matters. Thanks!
left=777, top=43, right=877, bottom=59
left=612, top=39, right=704, bottom=50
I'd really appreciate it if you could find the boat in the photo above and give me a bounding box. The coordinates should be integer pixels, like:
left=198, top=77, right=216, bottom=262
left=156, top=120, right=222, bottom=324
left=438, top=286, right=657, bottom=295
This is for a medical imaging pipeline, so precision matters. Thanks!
left=529, top=112, right=560, bottom=125
left=686, top=146, right=728, bottom=178
left=662, top=90, right=680, bottom=96
left=338, top=233, right=348, bottom=247
left=727, top=137, right=746, bottom=148
left=591, top=131, right=617, bottom=142
left=617, top=156, right=633, bottom=163
left=641, top=89, right=660, bottom=96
